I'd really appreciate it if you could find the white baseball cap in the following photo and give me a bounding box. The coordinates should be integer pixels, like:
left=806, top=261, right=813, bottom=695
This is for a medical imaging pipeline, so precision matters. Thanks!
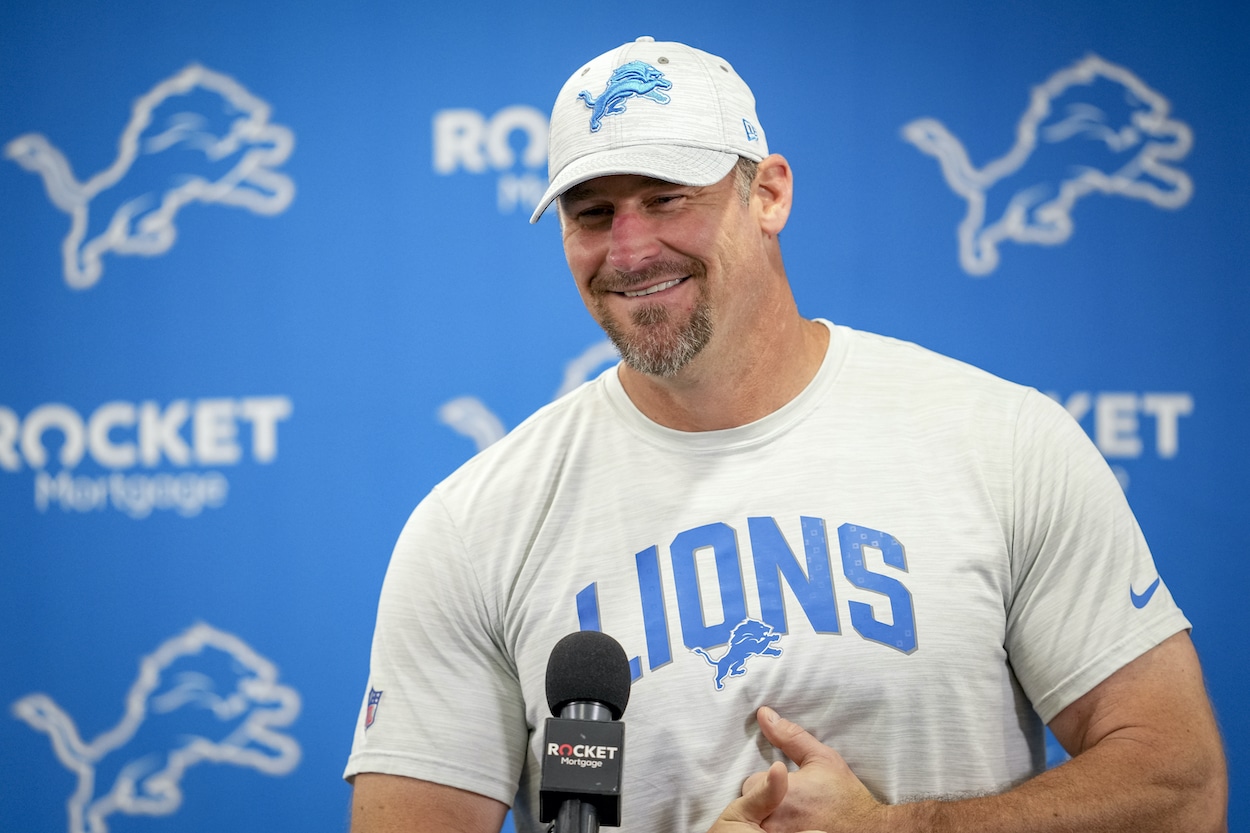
left=530, top=36, right=768, bottom=223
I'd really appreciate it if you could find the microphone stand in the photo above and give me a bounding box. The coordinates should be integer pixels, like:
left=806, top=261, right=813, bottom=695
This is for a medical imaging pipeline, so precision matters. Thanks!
left=554, top=700, right=612, bottom=833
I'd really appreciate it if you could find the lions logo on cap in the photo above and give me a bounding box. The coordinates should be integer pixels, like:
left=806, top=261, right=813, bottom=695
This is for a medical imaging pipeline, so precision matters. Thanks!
left=579, top=61, right=672, bottom=132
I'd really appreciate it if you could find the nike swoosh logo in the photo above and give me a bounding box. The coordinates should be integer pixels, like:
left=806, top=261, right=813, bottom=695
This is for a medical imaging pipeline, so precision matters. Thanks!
left=1131, top=577, right=1161, bottom=609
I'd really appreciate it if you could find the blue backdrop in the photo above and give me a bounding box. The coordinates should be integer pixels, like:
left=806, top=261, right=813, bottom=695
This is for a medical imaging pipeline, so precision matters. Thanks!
left=2, top=2, right=1246, bottom=831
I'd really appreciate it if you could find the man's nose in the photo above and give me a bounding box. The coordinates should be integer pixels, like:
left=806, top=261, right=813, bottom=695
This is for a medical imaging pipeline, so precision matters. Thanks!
left=607, top=208, right=661, bottom=273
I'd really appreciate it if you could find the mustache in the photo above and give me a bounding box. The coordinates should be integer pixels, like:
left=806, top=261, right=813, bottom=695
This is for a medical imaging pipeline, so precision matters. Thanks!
left=593, top=259, right=702, bottom=293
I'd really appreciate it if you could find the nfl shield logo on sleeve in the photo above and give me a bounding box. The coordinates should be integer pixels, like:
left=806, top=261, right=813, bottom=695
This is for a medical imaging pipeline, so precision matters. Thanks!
left=365, top=688, right=383, bottom=729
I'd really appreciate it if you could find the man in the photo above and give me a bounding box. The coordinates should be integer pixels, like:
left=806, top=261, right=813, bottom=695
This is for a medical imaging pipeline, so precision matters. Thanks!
left=346, top=37, right=1226, bottom=832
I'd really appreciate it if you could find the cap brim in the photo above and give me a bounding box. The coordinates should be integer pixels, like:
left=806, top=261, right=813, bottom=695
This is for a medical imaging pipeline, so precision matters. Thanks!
left=529, top=145, right=740, bottom=223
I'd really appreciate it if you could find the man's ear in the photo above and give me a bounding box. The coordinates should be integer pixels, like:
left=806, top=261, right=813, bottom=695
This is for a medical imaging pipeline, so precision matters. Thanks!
left=753, top=154, right=793, bottom=235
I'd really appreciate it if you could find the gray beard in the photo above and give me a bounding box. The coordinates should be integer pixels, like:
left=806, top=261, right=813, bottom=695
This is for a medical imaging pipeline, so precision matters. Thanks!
left=591, top=261, right=713, bottom=378
left=602, top=300, right=714, bottom=378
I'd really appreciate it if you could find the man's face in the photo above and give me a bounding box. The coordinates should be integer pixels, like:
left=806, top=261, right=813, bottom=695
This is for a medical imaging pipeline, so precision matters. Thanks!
left=558, top=168, right=753, bottom=378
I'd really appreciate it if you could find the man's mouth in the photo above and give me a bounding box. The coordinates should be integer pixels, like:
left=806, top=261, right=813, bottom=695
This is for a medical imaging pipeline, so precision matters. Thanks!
left=621, top=277, right=686, bottom=298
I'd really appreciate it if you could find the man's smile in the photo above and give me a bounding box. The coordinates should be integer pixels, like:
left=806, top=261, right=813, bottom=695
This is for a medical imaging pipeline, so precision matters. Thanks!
left=622, top=277, right=687, bottom=298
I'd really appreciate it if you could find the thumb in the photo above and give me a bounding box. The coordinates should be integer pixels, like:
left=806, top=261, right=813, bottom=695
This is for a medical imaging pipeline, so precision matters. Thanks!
left=757, top=706, right=832, bottom=768
left=722, top=761, right=789, bottom=827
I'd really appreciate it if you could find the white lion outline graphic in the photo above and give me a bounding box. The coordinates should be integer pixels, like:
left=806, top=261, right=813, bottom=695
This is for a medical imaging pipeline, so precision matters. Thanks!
left=902, top=54, right=1193, bottom=275
left=6, top=64, right=295, bottom=289
left=12, top=622, right=301, bottom=833
left=439, top=339, right=620, bottom=451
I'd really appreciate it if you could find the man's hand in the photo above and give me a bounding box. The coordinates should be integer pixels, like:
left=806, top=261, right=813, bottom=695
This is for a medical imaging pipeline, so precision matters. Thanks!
left=708, top=760, right=826, bottom=833
left=732, top=635, right=1226, bottom=833
left=739, top=707, right=883, bottom=833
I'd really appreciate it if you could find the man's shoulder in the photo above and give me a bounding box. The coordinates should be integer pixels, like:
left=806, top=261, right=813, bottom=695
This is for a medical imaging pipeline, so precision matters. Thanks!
left=822, top=324, right=1062, bottom=440
left=837, top=324, right=1032, bottom=395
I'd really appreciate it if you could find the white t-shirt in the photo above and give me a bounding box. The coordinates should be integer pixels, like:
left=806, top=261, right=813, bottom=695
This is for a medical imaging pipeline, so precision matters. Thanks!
left=345, top=321, right=1188, bottom=831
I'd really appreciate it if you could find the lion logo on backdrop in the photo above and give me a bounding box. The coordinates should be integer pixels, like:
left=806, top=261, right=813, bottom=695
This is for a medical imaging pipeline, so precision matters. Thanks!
left=438, top=339, right=620, bottom=451
left=902, top=54, right=1193, bottom=275
left=5, top=64, right=295, bottom=290
left=11, top=622, right=301, bottom=833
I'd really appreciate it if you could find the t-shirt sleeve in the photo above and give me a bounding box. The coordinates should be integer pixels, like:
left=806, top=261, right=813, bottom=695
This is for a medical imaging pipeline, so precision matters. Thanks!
left=1004, top=389, right=1190, bottom=724
left=343, top=488, right=527, bottom=806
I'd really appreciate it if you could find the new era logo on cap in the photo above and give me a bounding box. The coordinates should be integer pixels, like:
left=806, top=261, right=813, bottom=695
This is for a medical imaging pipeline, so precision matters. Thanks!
left=531, top=36, right=768, bottom=222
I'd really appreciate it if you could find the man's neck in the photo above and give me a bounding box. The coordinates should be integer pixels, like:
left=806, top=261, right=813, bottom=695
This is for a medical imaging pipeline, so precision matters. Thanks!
left=618, top=315, right=830, bottom=432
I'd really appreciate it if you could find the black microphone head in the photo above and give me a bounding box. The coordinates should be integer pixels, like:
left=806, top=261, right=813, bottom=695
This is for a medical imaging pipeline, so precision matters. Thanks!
left=545, top=630, right=631, bottom=720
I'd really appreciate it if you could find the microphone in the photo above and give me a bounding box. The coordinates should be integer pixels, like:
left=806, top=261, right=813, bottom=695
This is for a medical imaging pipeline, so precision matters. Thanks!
left=539, top=631, right=631, bottom=833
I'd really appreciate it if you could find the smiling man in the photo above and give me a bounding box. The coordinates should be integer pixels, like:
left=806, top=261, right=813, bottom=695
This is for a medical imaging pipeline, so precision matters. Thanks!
left=345, top=38, right=1226, bottom=833
left=557, top=157, right=824, bottom=432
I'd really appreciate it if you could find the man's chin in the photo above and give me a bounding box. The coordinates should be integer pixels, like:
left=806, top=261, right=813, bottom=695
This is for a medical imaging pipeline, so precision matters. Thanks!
left=613, top=331, right=708, bottom=379
left=595, top=299, right=713, bottom=379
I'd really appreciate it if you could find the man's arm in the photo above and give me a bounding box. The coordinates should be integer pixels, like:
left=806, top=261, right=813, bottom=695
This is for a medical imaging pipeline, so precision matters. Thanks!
left=350, top=772, right=509, bottom=833
left=733, top=631, right=1227, bottom=833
